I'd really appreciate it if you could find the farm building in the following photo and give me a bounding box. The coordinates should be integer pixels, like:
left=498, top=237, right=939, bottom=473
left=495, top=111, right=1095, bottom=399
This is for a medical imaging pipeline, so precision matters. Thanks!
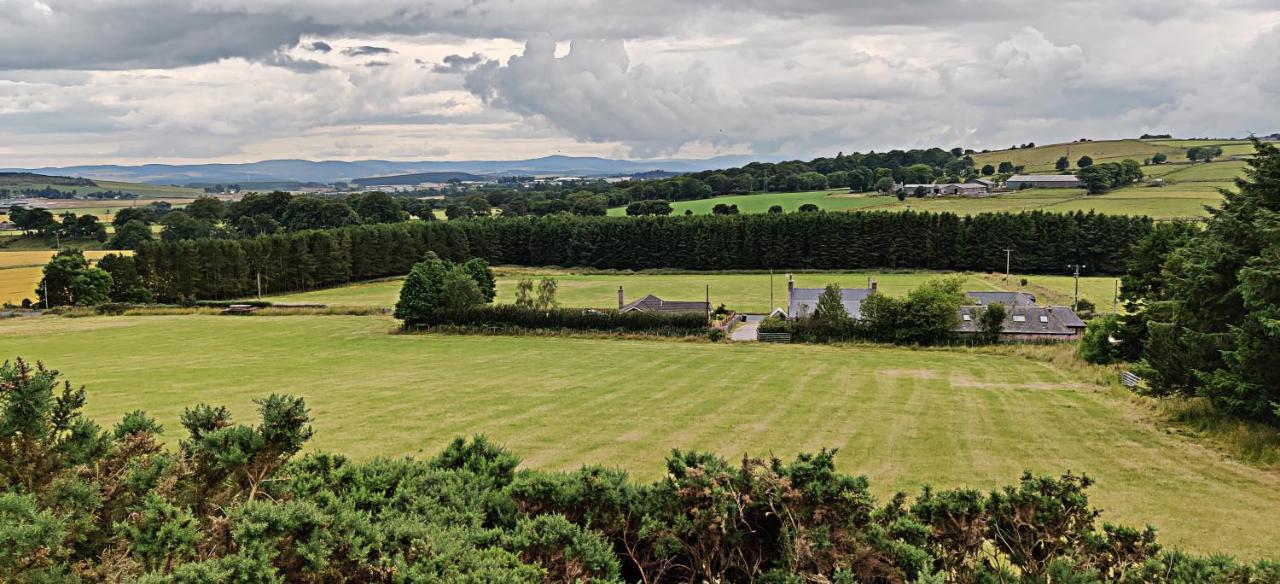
left=786, top=276, right=877, bottom=319
left=956, top=305, right=1087, bottom=341
left=1004, top=174, right=1084, bottom=189
left=894, top=182, right=990, bottom=196
left=941, top=182, right=990, bottom=196
left=617, top=287, right=710, bottom=314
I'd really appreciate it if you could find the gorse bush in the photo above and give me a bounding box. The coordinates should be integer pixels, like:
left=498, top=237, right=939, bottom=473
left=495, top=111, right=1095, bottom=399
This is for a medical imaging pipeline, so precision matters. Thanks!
left=2, top=357, right=1278, bottom=582
left=133, top=210, right=1152, bottom=301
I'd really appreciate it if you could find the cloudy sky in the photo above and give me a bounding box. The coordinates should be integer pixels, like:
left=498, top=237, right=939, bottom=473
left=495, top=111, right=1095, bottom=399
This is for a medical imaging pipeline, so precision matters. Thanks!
left=1, top=0, right=1277, bottom=167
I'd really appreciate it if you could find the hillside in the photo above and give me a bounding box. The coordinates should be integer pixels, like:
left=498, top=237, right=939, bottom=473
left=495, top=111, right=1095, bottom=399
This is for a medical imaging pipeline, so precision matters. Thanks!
left=970, top=138, right=1254, bottom=172
left=5, top=154, right=768, bottom=185
left=0, top=171, right=202, bottom=200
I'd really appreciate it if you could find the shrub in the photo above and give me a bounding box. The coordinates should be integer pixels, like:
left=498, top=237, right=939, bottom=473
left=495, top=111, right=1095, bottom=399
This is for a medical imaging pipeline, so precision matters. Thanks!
left=1079, top=315, right=1123, bottom=364
left=405, top=304, right=708, bottom=336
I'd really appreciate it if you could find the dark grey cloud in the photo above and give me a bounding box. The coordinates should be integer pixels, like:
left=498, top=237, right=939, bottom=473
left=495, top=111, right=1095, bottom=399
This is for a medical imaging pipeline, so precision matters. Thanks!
left=433, top=53, right=487, bottom=74
left=342, top=45, right=394, bottom=57
left=0, top=0, right=1276, bottom=165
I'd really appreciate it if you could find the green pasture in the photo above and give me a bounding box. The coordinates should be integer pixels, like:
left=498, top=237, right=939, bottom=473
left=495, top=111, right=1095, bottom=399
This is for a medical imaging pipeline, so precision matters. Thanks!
left=265, top=268, right=1121, bottom=314
left=0, top=315, right=1275, bottom=556
left=970, top=139, right=1252, bottom=173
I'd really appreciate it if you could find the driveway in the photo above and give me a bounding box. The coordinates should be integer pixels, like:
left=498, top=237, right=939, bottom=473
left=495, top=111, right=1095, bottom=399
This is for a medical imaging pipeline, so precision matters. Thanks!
left=730, top=314, right=765, bottom=341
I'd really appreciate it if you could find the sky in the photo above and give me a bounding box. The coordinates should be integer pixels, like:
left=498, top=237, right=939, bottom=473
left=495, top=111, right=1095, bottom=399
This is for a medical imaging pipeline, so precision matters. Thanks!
left=1, top=0, right=1278, bottom=167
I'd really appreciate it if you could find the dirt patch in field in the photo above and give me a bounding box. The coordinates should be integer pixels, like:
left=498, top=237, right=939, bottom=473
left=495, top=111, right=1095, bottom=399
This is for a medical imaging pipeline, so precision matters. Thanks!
left=879, top=369, right=943, bottom=380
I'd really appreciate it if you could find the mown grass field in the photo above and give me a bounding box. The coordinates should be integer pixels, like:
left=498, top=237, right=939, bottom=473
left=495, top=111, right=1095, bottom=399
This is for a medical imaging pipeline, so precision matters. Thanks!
left=606, top=189, right=886, bottom=216
left=0, top=314, right=1276, bottom=556
left=0, top=250, right=123, bottom=305
left=266, top=268, right=1122, bottom=313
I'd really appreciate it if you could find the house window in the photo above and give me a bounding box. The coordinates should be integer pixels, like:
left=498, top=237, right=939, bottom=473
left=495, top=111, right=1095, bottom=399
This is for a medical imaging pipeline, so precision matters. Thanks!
left=1012, top=315, right=1026, bottom=322
left=1039, top=315, right=1049, bottom=323
left=962, top=314, right=971, bottom=321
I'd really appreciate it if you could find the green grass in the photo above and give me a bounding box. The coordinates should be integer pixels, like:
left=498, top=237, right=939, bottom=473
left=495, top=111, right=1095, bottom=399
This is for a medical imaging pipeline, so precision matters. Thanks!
left=265, top=268, right=1123, bottom=314
left=971, top=139, right=1253, bottom=173
left=0, top=314, right=1276, bottom=557
left=607, top=189, right=886, bottom=216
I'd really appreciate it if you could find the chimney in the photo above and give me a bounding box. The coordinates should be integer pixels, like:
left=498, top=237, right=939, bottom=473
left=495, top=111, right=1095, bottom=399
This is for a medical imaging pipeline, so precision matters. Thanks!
left=869, top=277, right=878, bottom=292
left=787, top=274, right=794, bottom=296
left=618, top=286, right=624, bottom=310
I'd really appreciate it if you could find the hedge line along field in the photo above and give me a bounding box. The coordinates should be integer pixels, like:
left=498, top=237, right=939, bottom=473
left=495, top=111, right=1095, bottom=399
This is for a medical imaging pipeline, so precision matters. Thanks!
left=606, top=189, right=889, bottom=216
left=0, top=314, right=1276, bottom=557
left=264, top=268, right=1123, bottom=313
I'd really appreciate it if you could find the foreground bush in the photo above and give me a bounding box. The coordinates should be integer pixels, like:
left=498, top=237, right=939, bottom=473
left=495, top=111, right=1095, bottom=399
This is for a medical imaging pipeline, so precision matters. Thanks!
left=403, top=303, right=709, bottom=336
left=2, top=357, right=1277, bottom=583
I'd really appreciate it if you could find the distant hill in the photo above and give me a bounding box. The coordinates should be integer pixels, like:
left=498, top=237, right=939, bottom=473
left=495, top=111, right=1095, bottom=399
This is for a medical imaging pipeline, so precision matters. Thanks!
left=351, top=172, right=486, bottom=187
left=4, top=154, right=769, bottom=186
left=0, top=172, right=95, bottom=188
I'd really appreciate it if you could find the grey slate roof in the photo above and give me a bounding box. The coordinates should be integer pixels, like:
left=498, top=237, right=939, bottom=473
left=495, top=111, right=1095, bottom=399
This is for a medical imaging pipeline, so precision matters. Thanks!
left=956, top=305, right=1087, bottom=336
left=966, top=291, right=1037, bottom=307
left=788, top=287, right=874, bottom=319
left=619, top=294, right=710, bottom=314
left=1005, top=174, right=1084, bottom=183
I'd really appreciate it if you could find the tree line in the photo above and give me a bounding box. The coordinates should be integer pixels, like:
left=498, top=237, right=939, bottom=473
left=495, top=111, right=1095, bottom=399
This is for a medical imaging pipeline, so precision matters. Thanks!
left=4, top=360, right=1277, bottom=583
left=1082, top=140, right=1280, bottom=427
left=122, top=210, right=1152, bottom=302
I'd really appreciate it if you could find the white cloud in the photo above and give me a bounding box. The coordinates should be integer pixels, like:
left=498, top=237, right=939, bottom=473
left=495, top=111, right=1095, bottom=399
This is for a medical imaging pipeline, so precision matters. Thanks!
left=0, top=1, right=1276, bottom=166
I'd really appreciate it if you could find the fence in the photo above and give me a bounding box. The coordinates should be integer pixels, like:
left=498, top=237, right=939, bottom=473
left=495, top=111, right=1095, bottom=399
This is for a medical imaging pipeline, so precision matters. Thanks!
left=757, top=332, right=793, bottom=343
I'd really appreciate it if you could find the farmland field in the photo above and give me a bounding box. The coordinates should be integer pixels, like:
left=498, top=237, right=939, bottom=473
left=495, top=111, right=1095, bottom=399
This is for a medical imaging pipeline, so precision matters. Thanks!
left=266, top=268, right=1123, bottom=313
left=969, top=139, right=1253, bottom=173
left=0, top=314, right=1276, bottom=557
left=0, top=249, right=123, bottom=304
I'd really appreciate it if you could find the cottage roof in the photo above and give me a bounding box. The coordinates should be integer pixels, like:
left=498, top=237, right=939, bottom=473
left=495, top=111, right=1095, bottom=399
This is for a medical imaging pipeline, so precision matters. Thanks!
left=956, top=305, right=1087, bottom=336
left=788, top=287, right=874, bottom=319
left=620, top=294, right=710, bottom=313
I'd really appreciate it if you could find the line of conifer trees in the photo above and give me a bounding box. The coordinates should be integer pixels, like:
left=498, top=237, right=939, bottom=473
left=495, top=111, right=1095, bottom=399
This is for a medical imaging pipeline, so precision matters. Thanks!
left=133, top=210, right=1152, bottom=302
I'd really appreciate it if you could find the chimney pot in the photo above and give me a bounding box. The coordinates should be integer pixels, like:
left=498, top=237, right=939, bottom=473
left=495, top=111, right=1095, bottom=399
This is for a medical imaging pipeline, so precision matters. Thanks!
left=618, top=286, right=624, bottom=310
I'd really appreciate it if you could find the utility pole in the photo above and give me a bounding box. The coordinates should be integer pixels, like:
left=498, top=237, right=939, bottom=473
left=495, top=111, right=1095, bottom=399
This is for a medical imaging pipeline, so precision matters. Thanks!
left=1004, top=248, right=1013, bottom=286
left=1067, top=264, right=1086, bottom=311
left=1113, top=278, right=1120, bottom=314
left=256, top=270, right=263, bottom=301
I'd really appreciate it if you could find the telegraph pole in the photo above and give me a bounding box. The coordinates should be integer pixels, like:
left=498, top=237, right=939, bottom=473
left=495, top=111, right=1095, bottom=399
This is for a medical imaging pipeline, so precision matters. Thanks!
left=1067, top=264, right=1086, bottom=311
left=1113, top=279, right=1120, bottom=314
left=1004, top=248, right=1013, bottom=286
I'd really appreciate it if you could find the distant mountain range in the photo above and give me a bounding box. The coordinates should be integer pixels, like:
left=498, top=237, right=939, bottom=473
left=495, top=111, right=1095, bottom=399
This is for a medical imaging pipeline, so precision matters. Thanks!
left=2, top=155, right=769, bottom=186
